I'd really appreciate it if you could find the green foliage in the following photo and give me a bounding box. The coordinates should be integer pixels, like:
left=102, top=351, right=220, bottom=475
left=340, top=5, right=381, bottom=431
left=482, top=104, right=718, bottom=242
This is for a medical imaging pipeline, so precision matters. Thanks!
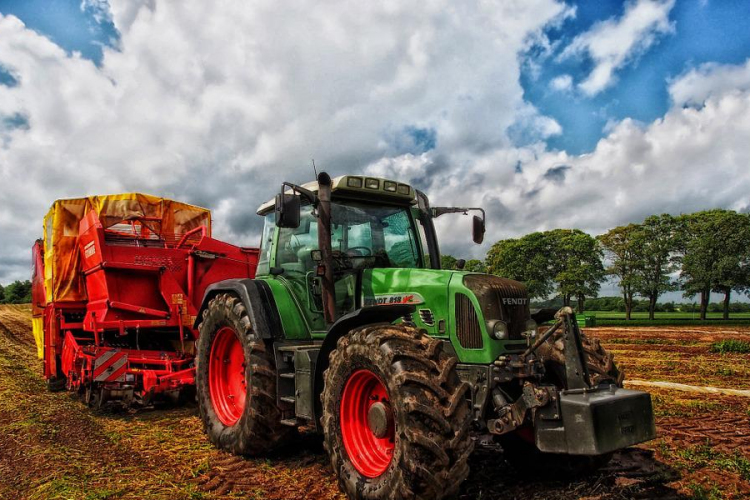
left=677, top=210, right=750, bottom=318
left=548, top=229, right=605, bottom=309
left=710, top=339, right=750, bottom=354
left=1, top=280, right=32, bottom=304
left=440, top=254, right=458, bottom=270
left=486, top=233, right=557, bottom=299
left=0, top=283, right=4, bottom=303
left=463, top=259, right=486, bottom=273
left=487, top=230, right=604, bottom=306
left=635, top=214, right=679, bottom=315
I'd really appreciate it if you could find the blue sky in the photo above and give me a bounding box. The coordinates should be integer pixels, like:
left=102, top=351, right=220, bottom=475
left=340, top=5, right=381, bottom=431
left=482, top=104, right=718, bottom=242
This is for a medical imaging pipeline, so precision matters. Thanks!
left=522, top=0, right=750, bottom=153
left=0, top=0, right=117, bottom=65
left=1, top=0, right=750, bottom=304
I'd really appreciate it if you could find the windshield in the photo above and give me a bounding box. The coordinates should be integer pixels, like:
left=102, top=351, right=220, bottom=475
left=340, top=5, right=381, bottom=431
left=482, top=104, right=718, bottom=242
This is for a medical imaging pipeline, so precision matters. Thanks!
left=275, top=201, right=422, bottom=274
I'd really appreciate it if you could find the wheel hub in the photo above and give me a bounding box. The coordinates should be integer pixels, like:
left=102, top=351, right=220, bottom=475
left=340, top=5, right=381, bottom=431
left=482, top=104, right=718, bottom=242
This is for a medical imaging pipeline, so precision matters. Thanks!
left=208, top=326, right=247, bottom=426
left=340, top=369, right=395, bottom=478
left=367, top=401, right=393, bottom=439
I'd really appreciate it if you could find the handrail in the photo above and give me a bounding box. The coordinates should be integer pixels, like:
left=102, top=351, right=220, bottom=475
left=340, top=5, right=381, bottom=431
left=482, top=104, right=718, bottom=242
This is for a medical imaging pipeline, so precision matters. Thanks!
left=175, top=226, right=207, bottom=249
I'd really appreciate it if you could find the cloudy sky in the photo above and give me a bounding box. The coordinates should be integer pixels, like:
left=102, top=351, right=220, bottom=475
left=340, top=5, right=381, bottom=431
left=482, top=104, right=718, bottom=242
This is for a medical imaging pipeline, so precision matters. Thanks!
left=1, top=0, right=750, bottom=299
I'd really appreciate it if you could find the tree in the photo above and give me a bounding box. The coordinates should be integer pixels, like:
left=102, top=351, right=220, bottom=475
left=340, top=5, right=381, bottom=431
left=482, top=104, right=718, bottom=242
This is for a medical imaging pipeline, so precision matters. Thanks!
left=440, top=254, right=458, bottom=270
left=634, top=214, right=678, bottom=320
left=486, top=233, right=557, bottom=299
left=677, top=210, right=750, bottom=320
left=3, top=280, right=32, bottom=304
left=598, top=224, right=642, bottom=320
left=463, top=259, right=487, bottom=273
left=548, top=229, right=605, bottom=312
left=0, top=283, right=4, bottom=303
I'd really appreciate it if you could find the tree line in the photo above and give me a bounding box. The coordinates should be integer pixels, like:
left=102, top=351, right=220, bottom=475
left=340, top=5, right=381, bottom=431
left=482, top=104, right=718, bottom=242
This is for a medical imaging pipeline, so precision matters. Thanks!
left=445, top=209, right=750, bottom=320
left=0, top=280, right=32, bottom=304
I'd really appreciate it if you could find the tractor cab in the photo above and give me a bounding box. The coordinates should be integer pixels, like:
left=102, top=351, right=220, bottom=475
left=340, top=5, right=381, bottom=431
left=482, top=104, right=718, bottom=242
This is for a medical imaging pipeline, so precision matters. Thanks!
left=255, top=174, right=486, bottom=333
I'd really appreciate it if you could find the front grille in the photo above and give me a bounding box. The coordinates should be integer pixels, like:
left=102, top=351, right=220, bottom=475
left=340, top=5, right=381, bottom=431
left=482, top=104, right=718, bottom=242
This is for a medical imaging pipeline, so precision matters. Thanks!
left=463, top=275, right=530, bottom=340
left=455, top=293, right=483, bottom=349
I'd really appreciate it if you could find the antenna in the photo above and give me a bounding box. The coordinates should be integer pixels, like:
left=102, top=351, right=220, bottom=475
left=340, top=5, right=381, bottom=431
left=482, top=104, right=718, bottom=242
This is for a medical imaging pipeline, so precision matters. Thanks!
left=312, top=159, right=318, bottom=179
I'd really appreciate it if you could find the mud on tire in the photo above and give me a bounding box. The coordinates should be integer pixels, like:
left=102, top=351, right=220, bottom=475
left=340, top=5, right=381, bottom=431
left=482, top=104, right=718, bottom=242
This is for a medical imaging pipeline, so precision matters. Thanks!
left=501, top=327, right=622, bottom=476
left=537, top=328, right=624, bottom=387
left=196, top=293, right=292, bottom=455
left=321, top=323, right=473, bottom=500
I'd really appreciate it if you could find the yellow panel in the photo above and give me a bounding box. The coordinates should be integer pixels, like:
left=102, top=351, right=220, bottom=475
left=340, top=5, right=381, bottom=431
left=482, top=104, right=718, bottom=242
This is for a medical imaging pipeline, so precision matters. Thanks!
left=42, top=193, right=212, bottom=302
left=32, top=317, right=44, bottom=360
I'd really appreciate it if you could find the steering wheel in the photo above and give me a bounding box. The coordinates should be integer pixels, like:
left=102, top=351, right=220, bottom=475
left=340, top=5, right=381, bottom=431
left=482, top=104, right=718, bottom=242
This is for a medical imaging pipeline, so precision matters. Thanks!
left=345, top=246, right=373, bottom=257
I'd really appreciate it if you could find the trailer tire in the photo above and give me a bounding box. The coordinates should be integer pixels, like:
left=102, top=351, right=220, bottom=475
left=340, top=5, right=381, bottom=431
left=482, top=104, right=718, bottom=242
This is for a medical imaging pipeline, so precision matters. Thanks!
left=322, top=324, right=473, bottom=500
left=46, top=375, right=66, bottom=392
left=196, top=293, right=292, bottom=456
left=46, top=356, right=66, bottom=392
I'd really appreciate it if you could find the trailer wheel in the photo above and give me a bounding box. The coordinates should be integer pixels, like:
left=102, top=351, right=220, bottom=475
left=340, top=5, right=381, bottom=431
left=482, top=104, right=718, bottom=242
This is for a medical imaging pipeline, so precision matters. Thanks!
left=322, top=324, right=473, bottom=500
left=46, top=355, right=67, bottom=392
left=196, top=293, right=292, bottom=455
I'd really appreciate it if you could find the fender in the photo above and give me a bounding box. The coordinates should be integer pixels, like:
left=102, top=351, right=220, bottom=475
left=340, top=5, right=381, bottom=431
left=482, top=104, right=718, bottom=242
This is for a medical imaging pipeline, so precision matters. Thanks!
left=193, top=278, right=283, bottom=339
left=311, top=304, right=415, bottom=427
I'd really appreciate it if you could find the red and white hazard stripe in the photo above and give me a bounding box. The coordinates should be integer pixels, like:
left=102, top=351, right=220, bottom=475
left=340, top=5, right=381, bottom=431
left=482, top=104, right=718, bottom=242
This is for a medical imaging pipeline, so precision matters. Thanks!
left=93, top=349, right=128, bottom=383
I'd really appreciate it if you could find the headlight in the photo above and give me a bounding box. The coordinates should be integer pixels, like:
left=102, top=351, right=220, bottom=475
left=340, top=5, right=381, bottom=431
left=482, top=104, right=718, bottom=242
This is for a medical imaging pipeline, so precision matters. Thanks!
left=523, top=319, right=538, bottom=338
left=487, top=319, right=509, bottom=340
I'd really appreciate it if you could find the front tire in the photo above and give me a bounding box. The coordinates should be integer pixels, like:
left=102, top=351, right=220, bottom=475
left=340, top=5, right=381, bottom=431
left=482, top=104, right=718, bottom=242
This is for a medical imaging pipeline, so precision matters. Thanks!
left=322, top=324, right=473, bottom=500
left=501, top=327, right=621, bottom=476
left=196, top=293, right=292, bottom=455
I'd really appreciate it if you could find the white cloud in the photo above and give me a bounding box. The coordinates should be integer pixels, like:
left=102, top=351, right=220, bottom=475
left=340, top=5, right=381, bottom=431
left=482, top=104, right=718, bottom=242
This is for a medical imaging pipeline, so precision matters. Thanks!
left=367, top=58, right=750, bottom=257
left=560, top=0, right=675, bottom=96
left=669, top=59, right=750, bottom=106
left=549, top=74, right=573, bottom=92
left=0, top=1, right=567, bottom=282
left=1, top=2, right=749, bottom=284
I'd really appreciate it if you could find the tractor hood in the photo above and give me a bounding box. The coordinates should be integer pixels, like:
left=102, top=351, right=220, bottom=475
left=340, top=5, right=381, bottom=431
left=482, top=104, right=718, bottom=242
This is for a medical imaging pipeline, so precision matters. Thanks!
left=360, top=269, right=532, bottom=364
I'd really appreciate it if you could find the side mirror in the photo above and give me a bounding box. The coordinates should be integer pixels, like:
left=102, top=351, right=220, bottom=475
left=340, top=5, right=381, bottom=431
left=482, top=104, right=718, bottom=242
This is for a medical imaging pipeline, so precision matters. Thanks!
left=456, top=259, right=466, bottom=270
left=275, top=193, right=300, bottom=228
left=472, top=215, right=485, bottom=244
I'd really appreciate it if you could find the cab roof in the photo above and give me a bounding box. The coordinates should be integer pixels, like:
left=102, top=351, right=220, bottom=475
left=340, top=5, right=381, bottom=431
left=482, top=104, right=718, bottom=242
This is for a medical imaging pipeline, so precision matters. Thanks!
left=256, top=175, right=416, bottom=214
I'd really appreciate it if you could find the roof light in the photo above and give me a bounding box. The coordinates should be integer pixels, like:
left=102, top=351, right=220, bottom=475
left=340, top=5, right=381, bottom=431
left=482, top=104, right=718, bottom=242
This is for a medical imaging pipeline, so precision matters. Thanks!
left=383, top=181, right=397, bottom=192
left=397, top=184, right=410, bottom=195
left=347, top=177, right=363, bottom=188
left=365, top=178, right=380, bottom=190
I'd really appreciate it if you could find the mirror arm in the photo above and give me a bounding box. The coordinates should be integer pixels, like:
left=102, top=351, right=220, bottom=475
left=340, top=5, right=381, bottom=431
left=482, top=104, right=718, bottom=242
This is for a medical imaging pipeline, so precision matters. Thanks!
left=431, top=206, right=485, bottom=222
left=281, top=182, right=318, bottom=206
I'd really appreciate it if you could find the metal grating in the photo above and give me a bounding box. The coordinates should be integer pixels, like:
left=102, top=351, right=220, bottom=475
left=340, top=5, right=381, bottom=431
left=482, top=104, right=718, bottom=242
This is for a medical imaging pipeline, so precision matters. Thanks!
left=455, top=293, right=483, bottom=349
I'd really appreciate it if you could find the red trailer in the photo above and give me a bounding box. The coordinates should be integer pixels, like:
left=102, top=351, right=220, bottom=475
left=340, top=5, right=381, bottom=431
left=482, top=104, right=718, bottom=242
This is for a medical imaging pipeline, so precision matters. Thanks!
left=31, top=193, right=257, bottom=406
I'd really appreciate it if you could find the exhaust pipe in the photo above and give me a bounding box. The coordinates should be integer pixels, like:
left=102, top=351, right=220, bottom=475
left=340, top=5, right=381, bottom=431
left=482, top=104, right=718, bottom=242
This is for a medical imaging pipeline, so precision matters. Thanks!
left=316, top=172, right=336, bottom=325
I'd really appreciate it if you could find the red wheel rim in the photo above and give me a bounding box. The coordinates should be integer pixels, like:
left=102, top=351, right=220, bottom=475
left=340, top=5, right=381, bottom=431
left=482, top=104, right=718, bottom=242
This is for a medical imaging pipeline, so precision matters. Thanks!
left=340, top=369, right=395, bottom=478
left=208, top=326, right=247, bottom=426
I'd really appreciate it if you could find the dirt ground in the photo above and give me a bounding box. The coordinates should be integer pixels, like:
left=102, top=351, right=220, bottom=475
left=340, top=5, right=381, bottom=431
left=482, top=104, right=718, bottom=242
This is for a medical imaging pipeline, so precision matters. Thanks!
left=0, top=305, right=748, bottom=500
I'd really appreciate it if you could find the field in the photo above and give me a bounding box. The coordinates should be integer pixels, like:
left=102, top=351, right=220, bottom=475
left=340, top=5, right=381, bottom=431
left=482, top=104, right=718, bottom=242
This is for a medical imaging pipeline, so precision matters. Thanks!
left=1, top=305, right=749, bottom=500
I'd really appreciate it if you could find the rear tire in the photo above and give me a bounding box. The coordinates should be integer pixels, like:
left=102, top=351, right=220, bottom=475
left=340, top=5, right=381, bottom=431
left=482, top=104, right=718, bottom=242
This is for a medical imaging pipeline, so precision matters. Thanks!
left=322, top=324, right=473, bottom=500
left=196, top=293, right=292, bottom=455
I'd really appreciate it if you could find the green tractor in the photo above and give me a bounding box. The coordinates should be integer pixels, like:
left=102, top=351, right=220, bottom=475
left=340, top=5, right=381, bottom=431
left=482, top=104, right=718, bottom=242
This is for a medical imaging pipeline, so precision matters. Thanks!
left=194, top=173, right=655, bottom=500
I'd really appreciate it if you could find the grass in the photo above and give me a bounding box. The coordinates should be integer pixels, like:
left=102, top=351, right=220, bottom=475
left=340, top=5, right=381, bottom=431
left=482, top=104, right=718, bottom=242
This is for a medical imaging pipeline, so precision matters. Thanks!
left=710, top=339, right=750, bottom=354
left=585, top=311, right=750, bottom=320
left=581, top=310, right=750, bottom=327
